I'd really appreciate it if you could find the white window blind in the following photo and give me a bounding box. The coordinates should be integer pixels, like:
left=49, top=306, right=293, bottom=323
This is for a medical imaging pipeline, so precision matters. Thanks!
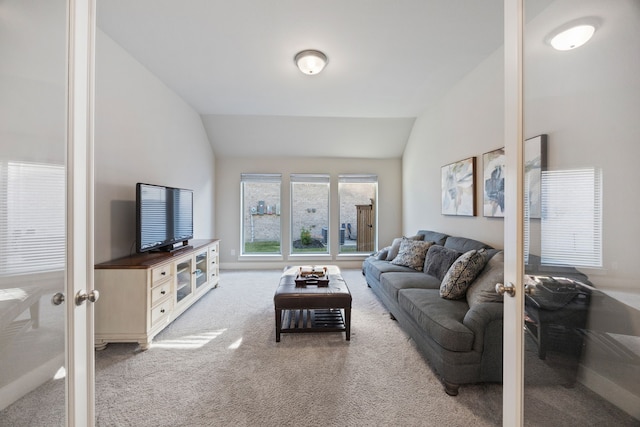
left=541, top=168, right=602, bottom=268
left=0, top=161, right=65, bottom=275
left=290, top=173, right=330, bottom=183
left=240, top=173, right=282, bottom=183
left=338, top=174, right=378, bottom=184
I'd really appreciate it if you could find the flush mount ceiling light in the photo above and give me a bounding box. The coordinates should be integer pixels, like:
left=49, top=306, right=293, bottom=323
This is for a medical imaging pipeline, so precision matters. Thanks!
left=294, top=50, right=328, bottom=75
left=548, top=18, right=598, bottom=51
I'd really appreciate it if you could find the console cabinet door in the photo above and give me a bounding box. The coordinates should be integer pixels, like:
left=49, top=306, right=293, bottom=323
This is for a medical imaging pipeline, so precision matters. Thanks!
left=175, top=255, right=194, bottom=304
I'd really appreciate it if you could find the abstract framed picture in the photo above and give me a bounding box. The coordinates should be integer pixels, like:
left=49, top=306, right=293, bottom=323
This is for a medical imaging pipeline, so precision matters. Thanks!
left=483, top=148, right=505, bottom=217
left=525, top=134, right=547, bottom=219
left=441, top=156, right=476, bottom=216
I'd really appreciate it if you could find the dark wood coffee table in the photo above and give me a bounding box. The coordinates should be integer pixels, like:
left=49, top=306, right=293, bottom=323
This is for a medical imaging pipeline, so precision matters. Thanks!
left=274, top=266, right=351, bottom=342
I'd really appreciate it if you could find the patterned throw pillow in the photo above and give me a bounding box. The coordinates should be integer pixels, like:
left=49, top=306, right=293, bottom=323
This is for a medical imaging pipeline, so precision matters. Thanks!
left=385, top=234, right=424, bottom=261
left=390, top=239, right=434, bottom=271
left=440, top=249, right=489, bottom=300
left=466, top=251, right=504, bottom=307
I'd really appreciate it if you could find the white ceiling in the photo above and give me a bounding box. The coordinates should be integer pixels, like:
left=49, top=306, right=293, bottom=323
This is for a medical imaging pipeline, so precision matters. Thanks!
left=96, top=1, right=509, bottom=158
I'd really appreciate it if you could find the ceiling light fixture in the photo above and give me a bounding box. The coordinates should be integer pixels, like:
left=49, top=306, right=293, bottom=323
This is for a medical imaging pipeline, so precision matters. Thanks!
left=294, top=50, right=328, bottom=75
left=548, top=18, right=598, bottom=51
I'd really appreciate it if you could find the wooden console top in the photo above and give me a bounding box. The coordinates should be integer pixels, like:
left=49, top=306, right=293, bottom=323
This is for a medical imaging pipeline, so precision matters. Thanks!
left=95, top=239, right=219, bottom=269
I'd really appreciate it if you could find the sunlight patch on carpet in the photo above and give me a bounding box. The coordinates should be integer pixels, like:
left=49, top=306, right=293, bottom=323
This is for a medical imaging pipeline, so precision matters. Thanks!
left=228, top=337, right=242, bottom=350
left=53, top=366, right=65, bottom=380
left=151, top=329, right=227, bottom=349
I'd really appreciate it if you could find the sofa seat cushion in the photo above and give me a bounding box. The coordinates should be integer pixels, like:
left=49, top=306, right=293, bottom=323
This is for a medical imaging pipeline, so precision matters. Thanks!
left=398, top=288, right=474, bottom=352
left=380, top=272, right=441, bottom=302
left=367, top=260, right=417, bottom=281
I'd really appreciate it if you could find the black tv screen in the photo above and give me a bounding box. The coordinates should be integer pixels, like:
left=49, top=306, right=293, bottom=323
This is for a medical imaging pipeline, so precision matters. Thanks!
left=136, top=183, right=194, bottom=253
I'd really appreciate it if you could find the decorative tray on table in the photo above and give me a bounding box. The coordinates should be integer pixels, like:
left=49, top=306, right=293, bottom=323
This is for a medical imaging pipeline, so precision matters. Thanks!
left=295, top=266, right=329, bottom=287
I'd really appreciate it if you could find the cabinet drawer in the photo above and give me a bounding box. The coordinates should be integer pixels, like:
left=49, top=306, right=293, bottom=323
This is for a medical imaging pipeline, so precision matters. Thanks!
left=151, top=281, right=171, bottom=305
left=152, top=264, right=172, bottom=284
left=151, top=300, right=171, bottom=325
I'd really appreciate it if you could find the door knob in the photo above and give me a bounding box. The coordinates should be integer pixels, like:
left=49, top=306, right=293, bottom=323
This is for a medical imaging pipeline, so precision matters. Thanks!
left=75, top=289, right=100, bottom=306
left=495, top=282, right=516, bottom=297
left=52, top=292, right=65, bottom=306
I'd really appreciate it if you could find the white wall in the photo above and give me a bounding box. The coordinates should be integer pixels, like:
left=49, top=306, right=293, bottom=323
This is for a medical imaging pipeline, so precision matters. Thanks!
left=402, top=49, right=506, bottom=249
left=94, top=30, right=216, bottom=263
left=215, top=156, right=402, bottom=269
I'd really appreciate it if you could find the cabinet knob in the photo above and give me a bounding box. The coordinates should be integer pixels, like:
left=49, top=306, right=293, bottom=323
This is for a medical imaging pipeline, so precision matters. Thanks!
left=161, top=290, right=166, bottom=295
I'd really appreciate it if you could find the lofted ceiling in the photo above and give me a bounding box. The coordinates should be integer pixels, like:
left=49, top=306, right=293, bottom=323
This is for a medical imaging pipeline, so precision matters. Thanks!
left=96, top=1, right=510, bottom=158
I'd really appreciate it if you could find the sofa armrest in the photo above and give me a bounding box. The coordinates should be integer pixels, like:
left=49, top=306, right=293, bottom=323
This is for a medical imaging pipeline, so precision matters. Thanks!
left=462, top=302, right=504, bottom=352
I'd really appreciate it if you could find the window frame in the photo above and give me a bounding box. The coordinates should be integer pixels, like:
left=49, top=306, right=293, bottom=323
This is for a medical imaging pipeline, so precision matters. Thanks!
left=239, top=173, right=282, bottom=257
left=289, top=173, right=330, bottom=257
left=338, top=174, right=378, bottom=255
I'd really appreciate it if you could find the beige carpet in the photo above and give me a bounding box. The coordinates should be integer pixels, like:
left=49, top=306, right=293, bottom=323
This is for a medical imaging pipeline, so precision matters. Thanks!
left=1, top=269, right=637, bottom=426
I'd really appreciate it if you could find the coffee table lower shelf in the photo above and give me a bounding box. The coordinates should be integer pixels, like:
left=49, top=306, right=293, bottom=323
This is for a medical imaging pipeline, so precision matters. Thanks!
left=276, top=308, right=347, bottom=340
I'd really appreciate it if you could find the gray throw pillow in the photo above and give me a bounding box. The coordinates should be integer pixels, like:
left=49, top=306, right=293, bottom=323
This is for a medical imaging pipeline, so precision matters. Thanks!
left=376, top=247, right=391, bottom=260
left=440, top=249, right=489, bottom=300
left=390, top=240, right=434, bottom=271
left=423, top=245, right=461, bottom=281
left=385, top=238, right=403, bottom=261
left=466, top=251, right=504, bottom=307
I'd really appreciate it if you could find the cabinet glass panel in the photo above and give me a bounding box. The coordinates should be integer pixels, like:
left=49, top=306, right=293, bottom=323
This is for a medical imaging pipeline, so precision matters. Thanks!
left=195, top=250, right=208, bottom=289
left=176, top=257, right=193, bottom=303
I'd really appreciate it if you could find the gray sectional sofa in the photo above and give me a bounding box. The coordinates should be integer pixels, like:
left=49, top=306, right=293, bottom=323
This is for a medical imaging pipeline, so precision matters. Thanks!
left=363, top=230, right=504, bottom=396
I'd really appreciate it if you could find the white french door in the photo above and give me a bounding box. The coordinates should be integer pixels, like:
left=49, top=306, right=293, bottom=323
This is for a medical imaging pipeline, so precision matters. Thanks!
left=0, top=0, right=96, bottom=425
left=502, top=1, right=525, bottom=424
left=504, top=0, right=640, bottom=425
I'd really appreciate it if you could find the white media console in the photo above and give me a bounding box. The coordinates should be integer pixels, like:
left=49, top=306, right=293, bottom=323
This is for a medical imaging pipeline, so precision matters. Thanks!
left=94, top=239, right=219, bottom=350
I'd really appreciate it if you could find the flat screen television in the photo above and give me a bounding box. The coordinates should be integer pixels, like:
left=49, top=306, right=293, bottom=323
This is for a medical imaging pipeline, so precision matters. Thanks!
left=136, top=183, right=194, bottom=253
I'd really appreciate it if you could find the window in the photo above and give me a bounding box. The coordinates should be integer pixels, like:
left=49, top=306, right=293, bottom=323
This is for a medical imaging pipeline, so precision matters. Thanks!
left=540, top=168, right=602, bottom=268
left=0, top=161, right=65, bottom=275
left=240, top=174, right=281, bottom=255
left=290, top=174, right=329, bottom=255
left=338, top=174, right=377, bottom=254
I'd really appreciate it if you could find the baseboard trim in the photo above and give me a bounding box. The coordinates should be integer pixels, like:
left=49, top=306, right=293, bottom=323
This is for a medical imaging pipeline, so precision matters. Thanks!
left=0, top=354, right=64, bottom=411
left=579, top=364, right=640, bottom=421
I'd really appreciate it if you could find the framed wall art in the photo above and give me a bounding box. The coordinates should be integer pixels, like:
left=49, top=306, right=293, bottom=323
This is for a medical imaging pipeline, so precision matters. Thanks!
left=525, top=134, right=547, bottom=219
left=441, top=156, right=476, bottom=216
left=483, top=148, right=505, bottom=217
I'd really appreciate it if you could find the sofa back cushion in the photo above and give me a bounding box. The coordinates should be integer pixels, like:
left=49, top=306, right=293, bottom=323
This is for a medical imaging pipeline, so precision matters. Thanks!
left=466, top=251, right=504, bottom=308
left=444, top=236, right=492, bottom=253
left=417, top=230, right=449, bottom=246
left=423, top=245, right=461, bottom=280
